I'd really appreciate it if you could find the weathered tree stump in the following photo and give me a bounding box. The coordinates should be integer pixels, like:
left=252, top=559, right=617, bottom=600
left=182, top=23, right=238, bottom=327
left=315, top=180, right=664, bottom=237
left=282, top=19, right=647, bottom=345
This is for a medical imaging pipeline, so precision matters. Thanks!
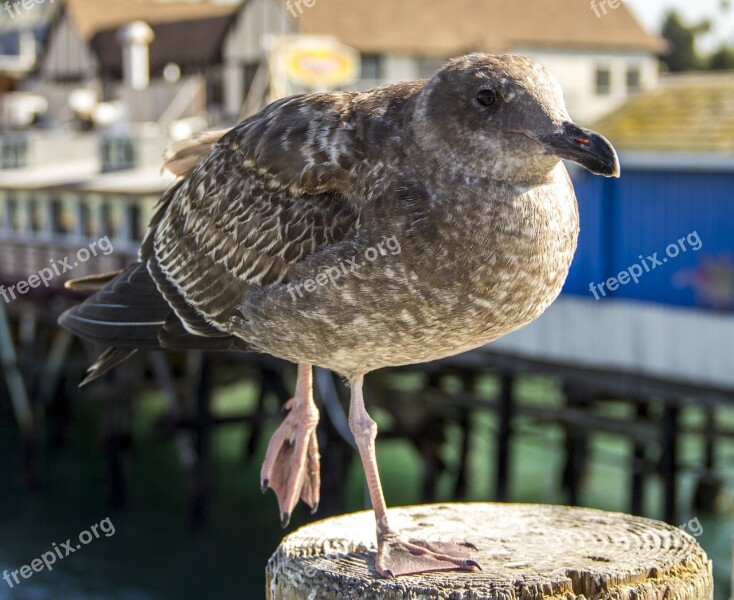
left=266, top=503, right=713, bottom=600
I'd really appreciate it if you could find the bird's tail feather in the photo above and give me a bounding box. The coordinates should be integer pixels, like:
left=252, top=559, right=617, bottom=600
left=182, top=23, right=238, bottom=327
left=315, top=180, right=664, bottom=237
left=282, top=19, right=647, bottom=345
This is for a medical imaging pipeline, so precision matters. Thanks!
left=60, top=262, right=253, bottom=386
left=59, top=262, right=171, bottom=349
left=59, top=262, right=171, bottom=386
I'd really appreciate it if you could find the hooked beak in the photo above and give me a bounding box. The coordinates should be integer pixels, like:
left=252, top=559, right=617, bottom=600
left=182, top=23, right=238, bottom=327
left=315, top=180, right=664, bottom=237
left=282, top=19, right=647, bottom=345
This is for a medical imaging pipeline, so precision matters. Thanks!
left=535, top=122, right=620, bottom=178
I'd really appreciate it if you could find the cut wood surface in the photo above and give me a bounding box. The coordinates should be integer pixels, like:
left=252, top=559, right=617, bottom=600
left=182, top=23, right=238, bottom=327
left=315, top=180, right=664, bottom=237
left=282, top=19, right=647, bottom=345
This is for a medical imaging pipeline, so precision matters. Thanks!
left=266, top=503, right=713, bottom=600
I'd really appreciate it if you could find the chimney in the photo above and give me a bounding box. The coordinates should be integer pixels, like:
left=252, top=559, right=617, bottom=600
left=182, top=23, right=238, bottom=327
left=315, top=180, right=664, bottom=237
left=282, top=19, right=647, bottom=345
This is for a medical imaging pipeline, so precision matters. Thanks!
left=117, top=21, right=155, bottom=92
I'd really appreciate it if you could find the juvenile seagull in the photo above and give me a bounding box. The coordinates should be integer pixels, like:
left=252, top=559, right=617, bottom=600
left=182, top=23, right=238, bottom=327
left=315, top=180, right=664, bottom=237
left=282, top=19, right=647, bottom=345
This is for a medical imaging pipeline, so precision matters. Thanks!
left=60, top=54, right=619, bottom=578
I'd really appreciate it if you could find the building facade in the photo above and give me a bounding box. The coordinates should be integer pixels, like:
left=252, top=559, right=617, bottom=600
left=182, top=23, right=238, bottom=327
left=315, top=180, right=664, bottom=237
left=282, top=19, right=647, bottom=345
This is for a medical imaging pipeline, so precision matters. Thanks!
left=222, top=0, right=664, bottom=122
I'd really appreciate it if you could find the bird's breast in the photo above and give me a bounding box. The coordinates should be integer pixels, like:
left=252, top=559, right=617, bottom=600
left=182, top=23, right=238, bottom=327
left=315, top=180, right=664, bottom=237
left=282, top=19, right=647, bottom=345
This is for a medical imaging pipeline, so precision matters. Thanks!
left=408, top=167, right=580, bottom=354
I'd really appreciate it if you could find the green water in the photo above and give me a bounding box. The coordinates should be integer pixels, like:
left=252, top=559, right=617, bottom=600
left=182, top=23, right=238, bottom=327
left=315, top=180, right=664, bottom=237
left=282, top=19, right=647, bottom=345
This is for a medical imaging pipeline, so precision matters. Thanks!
left=0, top=377, right=731, bottom=599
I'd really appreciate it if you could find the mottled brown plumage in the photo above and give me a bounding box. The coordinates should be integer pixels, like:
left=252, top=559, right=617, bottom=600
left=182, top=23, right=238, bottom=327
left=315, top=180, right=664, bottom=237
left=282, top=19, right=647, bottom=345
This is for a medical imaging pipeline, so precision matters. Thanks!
left=60, top=54, right=619, bottom=577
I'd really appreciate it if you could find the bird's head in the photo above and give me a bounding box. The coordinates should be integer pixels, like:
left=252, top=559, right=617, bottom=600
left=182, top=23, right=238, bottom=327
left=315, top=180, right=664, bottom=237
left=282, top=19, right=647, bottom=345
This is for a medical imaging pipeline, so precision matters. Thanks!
left=412, top=53, right=620, bottom=183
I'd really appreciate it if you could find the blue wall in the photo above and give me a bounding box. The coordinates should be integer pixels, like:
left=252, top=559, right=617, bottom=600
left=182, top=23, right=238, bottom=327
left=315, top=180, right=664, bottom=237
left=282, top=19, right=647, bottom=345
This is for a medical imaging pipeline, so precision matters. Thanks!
left=565, top=167, right=734, bottom=308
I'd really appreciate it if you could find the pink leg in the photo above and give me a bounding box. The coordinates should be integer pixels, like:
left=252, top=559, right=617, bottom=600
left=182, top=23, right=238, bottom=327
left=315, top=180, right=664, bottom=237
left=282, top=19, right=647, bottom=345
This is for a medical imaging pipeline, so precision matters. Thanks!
left=261, top=363, right=320, bottom=527
left=348, top=376, right=480, bottom=578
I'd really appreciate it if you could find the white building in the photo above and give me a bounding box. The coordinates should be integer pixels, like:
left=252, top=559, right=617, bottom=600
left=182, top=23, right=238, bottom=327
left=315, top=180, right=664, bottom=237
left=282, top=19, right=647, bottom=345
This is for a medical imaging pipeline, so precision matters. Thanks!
left=223, top=0, right=664, bottom=123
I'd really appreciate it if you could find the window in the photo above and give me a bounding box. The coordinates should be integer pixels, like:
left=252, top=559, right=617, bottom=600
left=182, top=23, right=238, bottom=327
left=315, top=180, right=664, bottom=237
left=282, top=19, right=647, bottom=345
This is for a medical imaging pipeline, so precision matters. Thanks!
left=99, top=203, right=114, bottom=238
left=3, top=196, right=18, bottom=232
left=626, top=66, right=641, bottom=91
left=29, top=198, right=44, bottom=233
left=80, top=201, right=93, bottom=238
left=98, top=198, right=127, bottom=240
left=360, top=55, right=383, bottom=81
left=128, top=203, right=143, bottom=242
left=1, top=135, right=28, bottom=169
left=101, top=137, right=137, bottom=173
left=0, top=30, right=20, bottom=56
left=595, top=67, right=612, bottom=96
left=50, top=198, right=74, bottom=236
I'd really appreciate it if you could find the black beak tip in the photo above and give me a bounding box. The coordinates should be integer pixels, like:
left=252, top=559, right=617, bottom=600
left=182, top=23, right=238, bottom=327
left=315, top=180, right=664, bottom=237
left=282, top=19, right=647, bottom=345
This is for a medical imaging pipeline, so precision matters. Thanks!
left=597, top=138, right=621, bottom=178
left=554, top=122, right=621, bottom=179
left=600, top=152, right=621, bottom=179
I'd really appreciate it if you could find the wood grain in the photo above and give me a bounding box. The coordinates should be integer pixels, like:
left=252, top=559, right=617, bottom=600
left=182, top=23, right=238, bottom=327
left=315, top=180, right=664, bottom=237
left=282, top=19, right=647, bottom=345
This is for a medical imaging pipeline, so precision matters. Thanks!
left=266, top=503, right=713, bottom=600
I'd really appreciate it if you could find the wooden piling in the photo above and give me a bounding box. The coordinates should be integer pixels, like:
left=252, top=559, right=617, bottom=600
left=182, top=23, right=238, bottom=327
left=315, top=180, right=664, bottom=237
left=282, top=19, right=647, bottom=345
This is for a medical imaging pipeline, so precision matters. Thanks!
left=266, top=503, right=713, bottom=600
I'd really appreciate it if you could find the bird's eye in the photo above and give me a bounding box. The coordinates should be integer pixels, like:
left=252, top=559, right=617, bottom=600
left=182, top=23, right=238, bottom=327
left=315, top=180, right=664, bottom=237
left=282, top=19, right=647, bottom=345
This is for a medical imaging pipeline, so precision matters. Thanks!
left=476, top=89, right=497, bottom=107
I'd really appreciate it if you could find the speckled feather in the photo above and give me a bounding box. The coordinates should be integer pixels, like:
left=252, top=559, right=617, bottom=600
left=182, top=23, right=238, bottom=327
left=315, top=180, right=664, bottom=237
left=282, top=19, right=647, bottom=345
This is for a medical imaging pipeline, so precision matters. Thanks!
left=64, top=54, right=584, bottom=382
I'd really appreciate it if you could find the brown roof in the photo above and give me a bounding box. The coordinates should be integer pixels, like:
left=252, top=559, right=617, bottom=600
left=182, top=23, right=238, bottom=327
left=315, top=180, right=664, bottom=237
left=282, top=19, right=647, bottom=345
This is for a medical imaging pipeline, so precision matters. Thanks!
left=66, top=0, right=238, bottom=40
left=297, top=0, right=664, bottom=55
left=593, top=72, right=734, bottom=154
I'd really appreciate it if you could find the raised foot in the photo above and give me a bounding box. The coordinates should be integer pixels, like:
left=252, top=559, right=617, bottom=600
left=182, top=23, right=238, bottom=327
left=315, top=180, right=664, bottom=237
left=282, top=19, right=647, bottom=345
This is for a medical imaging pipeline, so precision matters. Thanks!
left=376, top=534, right=481, bottom=578
left=261, top=398, right=320, bottom=528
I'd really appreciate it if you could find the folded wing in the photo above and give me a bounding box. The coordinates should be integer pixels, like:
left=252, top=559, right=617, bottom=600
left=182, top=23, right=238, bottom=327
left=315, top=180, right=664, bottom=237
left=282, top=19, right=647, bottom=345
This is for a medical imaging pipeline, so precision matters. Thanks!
left=60, top=92, right=364, bottom=382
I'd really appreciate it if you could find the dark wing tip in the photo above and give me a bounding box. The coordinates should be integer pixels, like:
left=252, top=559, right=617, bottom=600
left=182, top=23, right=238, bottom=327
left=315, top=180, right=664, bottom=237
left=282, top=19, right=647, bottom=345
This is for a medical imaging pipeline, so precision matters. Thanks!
left=79, top=348, right=137, bottom=387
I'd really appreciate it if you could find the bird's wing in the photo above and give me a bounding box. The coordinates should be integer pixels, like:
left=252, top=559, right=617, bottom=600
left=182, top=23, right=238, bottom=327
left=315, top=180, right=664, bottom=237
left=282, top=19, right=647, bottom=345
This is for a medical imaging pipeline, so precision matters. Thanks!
left=144, top=93, right=363, bottom=336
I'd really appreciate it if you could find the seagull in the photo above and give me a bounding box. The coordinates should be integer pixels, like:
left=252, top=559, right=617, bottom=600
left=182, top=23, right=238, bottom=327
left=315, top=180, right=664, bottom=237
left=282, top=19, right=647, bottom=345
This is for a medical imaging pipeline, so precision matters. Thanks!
left=60, top=53, right=619, bottom=578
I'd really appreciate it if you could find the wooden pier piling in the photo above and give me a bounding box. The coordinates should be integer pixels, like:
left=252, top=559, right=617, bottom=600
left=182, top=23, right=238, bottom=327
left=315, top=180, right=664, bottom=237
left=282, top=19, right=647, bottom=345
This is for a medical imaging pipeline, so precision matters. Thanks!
left=266, top=503, right=713, bottom=600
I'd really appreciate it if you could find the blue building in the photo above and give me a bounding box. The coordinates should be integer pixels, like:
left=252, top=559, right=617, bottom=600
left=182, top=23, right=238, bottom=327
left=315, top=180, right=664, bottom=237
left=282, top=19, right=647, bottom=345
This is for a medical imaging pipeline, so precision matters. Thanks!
left=568, top=159, right=734, bottom=310
left=567, top=72, right=734, bottom=312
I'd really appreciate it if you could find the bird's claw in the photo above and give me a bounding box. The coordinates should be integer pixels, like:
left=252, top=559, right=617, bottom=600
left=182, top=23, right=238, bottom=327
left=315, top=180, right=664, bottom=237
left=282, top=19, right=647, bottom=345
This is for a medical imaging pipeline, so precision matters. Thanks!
left=375, top=534, right=481, bottom=577
left=260, top=397, right=320, bottom=526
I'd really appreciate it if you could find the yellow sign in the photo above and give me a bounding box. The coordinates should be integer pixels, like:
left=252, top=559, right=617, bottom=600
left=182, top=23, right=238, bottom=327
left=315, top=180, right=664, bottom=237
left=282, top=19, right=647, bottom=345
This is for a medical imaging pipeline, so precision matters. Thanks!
left=282, top=41, right=360, bottom=89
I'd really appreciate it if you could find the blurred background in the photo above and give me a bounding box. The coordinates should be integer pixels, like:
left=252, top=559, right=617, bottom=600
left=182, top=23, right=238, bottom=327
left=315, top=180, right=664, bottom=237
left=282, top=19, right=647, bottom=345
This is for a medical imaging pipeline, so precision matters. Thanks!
left=1, top=0, right=733, bottom=598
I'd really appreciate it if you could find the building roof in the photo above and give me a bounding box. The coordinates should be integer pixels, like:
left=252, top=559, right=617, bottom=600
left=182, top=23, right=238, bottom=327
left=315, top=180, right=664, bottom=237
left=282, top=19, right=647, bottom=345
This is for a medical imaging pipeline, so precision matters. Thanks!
left=593, top=72, right=734, bottom=154
left=65, top=0, right=238, bottom=40
left=297, top=0, right=664, bottom=56
left=91, top=15, right=236, bottom=74
left=58, top=0, right=239, bottom=74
